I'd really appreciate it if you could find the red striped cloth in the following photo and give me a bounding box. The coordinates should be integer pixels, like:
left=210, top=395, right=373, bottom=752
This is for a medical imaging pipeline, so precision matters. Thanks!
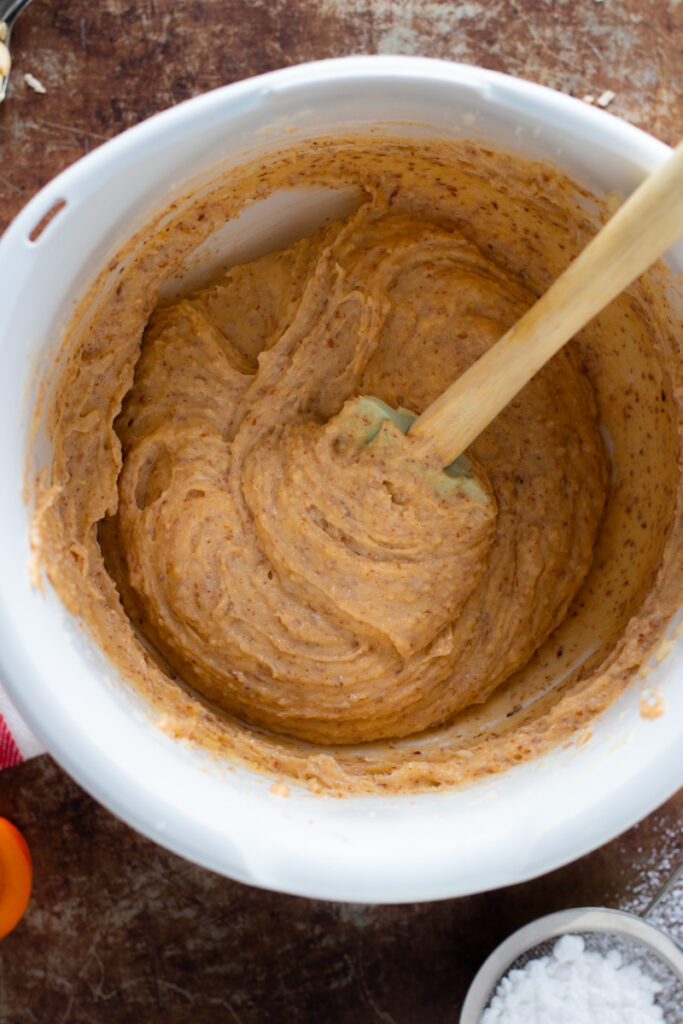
left=0, top=684, right=45, bottom=769
left=0, top=715, right=22, bottom=769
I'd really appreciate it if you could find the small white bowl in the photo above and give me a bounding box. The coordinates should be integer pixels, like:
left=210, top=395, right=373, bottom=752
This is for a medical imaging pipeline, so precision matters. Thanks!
left=0, top=56, right=680, bottom=903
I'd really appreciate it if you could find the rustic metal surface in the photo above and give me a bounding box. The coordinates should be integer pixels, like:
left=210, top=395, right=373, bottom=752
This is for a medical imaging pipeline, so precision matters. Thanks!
left=1, top=0, right=681, bottom=234
left=0, top=0, right=681, bottom=1020
left=0, top=758, right=681, bottom=1023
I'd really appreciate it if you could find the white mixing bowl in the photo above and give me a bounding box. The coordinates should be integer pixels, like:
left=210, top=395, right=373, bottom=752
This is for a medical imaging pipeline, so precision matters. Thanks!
left=0, top=56, right=680, bottom=902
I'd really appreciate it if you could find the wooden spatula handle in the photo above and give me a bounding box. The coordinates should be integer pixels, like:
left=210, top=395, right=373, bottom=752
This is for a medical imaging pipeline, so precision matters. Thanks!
left=410, top=140, right=683, bottom=466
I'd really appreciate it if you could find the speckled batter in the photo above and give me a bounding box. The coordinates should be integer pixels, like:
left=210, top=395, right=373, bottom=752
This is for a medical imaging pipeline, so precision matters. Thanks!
left=33, top=135, right=682, bottom=794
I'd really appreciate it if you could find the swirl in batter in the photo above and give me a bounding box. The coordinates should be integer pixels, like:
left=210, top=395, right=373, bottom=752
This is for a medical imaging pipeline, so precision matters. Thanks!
left=102, top=205, right=607, bottom=745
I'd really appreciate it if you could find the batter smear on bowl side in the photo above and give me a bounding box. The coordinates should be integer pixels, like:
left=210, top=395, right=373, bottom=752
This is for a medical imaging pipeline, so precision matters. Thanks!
left=33, top=136, right=682, bottom=794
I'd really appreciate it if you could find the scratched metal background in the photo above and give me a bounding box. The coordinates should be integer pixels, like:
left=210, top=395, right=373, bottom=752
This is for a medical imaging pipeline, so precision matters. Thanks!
left=0, top=1, right=681, bottom=1021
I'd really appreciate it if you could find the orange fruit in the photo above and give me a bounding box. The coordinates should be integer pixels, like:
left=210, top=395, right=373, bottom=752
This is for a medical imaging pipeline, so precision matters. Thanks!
left=0, top=817, right=32, bottom=939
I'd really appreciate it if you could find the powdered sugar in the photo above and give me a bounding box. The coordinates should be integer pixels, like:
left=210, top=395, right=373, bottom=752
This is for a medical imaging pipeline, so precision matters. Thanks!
left=481, top=934, right=665, bottom=1023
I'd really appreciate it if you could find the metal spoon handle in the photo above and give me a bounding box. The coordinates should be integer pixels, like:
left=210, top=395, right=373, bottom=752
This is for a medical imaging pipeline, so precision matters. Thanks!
left=0, top=0, right=33, bottom=102
left=0, top=0, right=33, bottom=30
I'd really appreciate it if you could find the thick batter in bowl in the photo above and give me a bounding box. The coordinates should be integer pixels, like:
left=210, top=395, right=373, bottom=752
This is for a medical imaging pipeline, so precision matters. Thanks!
left=34, top=133, right=679, bottom=793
